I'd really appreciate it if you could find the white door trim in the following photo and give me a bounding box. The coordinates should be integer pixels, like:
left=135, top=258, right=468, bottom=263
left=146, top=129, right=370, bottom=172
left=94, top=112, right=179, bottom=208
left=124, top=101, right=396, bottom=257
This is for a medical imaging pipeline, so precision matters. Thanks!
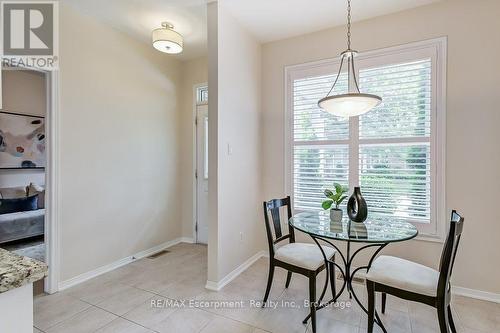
left=192, top=82, right=208, bottom=243
left=44, top=69, right=61, bottom=293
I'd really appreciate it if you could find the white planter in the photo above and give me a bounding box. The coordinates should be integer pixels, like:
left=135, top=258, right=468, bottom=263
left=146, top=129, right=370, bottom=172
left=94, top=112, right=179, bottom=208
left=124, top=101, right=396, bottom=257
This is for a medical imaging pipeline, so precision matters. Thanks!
left=330, top=209, right=343, bottom=222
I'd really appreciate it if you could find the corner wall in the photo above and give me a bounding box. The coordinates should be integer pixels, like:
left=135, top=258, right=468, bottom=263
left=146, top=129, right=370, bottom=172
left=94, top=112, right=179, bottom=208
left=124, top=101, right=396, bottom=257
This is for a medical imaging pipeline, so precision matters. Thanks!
left=207, top=1, right=265, bottom=284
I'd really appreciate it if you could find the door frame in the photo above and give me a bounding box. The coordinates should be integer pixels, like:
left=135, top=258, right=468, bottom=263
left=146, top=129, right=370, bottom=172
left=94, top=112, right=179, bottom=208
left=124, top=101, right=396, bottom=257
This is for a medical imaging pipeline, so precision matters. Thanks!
left=2, top=65, right=61, bottom=293
left=192, top=82, right=208, bottom=243
left=45, top=69, right=60, bottom=293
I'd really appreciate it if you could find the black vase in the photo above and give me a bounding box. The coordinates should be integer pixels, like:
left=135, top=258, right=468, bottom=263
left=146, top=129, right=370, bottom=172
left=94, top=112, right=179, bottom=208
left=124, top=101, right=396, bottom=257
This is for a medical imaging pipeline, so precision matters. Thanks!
left=347, top=187, right=368, bottom=223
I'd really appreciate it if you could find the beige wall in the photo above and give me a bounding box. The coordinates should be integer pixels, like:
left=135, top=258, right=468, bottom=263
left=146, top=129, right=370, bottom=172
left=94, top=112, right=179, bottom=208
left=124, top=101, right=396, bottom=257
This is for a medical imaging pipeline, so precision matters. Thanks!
left=3, top=70, right=46, bottom=116
left=207, top=2, right=265, bottom=283
left=180, top=57, right=208, bottom=239
left=0, top=70, right=46, bottom=188
left=59, top=5, right=183, bottom=281
left=262, top=0, right=500, bottom=294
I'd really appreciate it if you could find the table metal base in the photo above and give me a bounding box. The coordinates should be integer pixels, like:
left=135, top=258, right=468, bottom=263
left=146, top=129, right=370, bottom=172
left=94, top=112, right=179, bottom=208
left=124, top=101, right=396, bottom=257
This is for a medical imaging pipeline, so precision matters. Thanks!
left=303, top=235, right=389, bottom=333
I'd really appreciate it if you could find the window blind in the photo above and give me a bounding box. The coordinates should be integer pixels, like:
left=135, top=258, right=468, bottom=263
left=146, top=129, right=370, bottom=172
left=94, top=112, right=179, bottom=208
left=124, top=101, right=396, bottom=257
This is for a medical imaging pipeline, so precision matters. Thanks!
left=359, top=59, right=432, bottom=223
left=293, top=73, right=349, bottom=211
left=359, top=60, right=431, bottom=139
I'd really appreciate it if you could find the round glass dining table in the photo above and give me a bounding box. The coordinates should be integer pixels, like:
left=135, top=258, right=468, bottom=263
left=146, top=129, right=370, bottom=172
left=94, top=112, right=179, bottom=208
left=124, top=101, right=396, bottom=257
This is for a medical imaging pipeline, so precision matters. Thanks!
left=289, top=211, right=418, bottom=332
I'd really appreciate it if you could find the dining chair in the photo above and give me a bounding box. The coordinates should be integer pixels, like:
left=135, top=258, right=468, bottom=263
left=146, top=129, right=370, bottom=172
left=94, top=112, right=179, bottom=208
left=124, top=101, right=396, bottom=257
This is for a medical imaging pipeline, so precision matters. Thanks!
left=262, top=196, right=336, bottom=333
left=365, top=210, right=464, bottom=333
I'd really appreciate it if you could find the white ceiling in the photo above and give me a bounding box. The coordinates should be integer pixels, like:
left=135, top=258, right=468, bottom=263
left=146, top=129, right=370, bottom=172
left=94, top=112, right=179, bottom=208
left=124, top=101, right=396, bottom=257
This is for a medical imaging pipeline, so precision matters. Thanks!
left=63, top=0, right=442, bottom=60
left=63, top=0, right=207, bottom=61
left=222, top=0, right=441, bottom=43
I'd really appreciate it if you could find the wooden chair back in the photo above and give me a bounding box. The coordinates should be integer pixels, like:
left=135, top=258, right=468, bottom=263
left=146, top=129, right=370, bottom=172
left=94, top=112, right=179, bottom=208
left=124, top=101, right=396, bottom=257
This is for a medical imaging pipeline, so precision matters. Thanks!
left=437, top=210, right=464, bottom=297
left=263, top=196, right=295, bottom=258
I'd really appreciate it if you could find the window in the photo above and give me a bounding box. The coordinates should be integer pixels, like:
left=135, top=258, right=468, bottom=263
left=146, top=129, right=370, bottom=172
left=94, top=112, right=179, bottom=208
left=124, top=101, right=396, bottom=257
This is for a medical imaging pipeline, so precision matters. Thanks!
left=286, top=39, right=446, bottom=239
left=197, top=85, right=208, bottom=104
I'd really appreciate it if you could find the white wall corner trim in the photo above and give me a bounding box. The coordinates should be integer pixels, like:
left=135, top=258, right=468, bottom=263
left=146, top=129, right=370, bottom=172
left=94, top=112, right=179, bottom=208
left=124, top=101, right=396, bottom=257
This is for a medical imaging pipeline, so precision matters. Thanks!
left=205, top=251, right=267, bottom=291
left=453, top=286, right=500, bottom=304
left=58, top=238, right=188, bottom=291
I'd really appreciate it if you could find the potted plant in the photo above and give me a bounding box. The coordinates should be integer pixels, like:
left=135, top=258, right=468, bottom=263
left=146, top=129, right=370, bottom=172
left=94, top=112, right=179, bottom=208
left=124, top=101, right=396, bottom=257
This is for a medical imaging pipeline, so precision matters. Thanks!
left=322, top=183, right=348, bottom=222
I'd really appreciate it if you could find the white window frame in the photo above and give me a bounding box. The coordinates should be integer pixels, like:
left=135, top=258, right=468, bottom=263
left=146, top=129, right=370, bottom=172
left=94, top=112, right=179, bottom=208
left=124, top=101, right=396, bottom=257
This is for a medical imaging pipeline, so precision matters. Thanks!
left=284, top=37, right=447, bottom=241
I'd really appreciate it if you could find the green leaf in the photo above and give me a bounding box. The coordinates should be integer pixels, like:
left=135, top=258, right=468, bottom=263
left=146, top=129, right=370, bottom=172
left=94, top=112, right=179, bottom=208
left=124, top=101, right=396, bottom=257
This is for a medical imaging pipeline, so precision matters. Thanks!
left=324, top=189, right=334, bottom=198
left=341, top=186, right=349, bottom=194
left=334, top=183, right=342, bottom=194
left=322, top=200, right=333, bottom=210
left=337, top=195, right=348, bottom=205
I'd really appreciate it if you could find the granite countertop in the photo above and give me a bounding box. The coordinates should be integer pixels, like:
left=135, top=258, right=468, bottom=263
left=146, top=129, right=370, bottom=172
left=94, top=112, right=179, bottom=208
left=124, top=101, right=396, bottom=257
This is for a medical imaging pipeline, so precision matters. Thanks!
left=0, top=248, right=48, bottom=293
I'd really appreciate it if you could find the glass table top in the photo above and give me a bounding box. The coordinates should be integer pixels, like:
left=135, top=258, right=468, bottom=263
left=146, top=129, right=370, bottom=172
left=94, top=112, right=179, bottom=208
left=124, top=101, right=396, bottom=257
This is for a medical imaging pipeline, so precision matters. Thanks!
left=289, top=211, right=418, bottom=243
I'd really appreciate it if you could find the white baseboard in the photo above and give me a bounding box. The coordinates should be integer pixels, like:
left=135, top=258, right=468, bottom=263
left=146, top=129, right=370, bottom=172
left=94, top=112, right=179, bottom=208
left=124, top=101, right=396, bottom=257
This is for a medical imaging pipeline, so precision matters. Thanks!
left=205, top=250, right=266, bottom=291
left=179, top=237, right=195, bottom=244
left=58, top=237, right=187, bottom=291
left=453, top=286, right=500, bottom=304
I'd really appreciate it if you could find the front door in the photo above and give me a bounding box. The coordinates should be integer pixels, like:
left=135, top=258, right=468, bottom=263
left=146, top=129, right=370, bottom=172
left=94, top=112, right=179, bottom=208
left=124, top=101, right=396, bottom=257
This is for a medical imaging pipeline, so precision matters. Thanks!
left=196, top=104, right=208, bottom=244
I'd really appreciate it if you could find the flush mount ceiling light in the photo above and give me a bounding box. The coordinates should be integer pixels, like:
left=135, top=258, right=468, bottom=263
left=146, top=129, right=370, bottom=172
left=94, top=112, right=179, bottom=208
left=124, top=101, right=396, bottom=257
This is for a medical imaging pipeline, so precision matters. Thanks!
left=318, top=0, right=381, bottom=117
left=152, top=22, right=183, bottom=54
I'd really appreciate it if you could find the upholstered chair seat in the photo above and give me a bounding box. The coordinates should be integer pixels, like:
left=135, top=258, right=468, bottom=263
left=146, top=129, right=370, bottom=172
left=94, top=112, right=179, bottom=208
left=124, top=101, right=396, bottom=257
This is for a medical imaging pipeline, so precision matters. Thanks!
left=366, top=255, right=439, bottom=297
left=275, top=243, right=335, bottom=271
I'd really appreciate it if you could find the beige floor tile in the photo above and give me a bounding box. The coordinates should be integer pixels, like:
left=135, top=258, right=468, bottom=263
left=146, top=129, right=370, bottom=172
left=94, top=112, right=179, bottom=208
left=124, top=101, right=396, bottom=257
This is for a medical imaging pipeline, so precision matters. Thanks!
left=65, top=278, right=132, bottom=305
left=308, top=317, right=359, bottom=333
left=158, top=276, right=207, bottom=300
left=131, top=270, right=176, bottom=294
left=96, top=286, right=155, bottom=316
left=359, top=306, right=411, bottom=333
left=95, top=317, right=155, bottom=333
left=453, top=295, right=500, bottom=332
left=408, top=301, right=440, bottom=333
left=34, top=293, right=92, bottom=330
left=383, top=294, right=410, bottom=314
left=45, top=306, right=117, bottom=333
left=253, top=299, right=311, bottom=333
left=199, top=315, right=256, bottom=333
left=152, top=308, right=217, bottom=333
left=314, top=299, right=362, bottom=327
left=194, top=289, right=270, bottom=326
left=122, top=296, right=178, bottom=329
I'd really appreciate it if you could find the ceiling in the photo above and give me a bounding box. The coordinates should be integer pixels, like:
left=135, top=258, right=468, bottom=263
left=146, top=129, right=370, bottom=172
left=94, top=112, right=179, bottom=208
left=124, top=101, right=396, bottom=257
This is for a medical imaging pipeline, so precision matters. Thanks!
left=223, top=0, right=442, bottom=43
left=63, top=0, right=207, bottom=61
left=63, top=0, right=442, bottom=60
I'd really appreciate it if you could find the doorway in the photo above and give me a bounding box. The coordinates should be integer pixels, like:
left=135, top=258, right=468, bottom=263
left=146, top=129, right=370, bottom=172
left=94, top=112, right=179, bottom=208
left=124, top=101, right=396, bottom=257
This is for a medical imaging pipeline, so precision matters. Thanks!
left=195, top=85, right=208, bottom=244
left=0, top=65, right=59, bottom=294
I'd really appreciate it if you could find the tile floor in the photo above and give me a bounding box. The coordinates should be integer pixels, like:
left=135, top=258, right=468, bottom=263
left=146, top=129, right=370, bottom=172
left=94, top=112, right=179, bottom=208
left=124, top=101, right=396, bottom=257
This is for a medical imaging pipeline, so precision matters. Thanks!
left=34, top=243, right=500, bottom=333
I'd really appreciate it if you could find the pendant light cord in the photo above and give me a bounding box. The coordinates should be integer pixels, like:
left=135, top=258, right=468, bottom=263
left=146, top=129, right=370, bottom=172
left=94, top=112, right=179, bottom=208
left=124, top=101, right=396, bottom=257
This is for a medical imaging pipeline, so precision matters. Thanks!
left=347, top=0, right=351, bottom=50
left=325, top=0, right=359, bottom=97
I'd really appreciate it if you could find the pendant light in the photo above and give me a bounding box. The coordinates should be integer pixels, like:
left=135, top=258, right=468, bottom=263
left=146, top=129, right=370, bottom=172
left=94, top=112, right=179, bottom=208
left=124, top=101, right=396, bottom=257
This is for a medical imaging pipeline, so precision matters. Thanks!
left=318, top=0, right=381, bottom=117
left=152, top=22, right=183, bottom=54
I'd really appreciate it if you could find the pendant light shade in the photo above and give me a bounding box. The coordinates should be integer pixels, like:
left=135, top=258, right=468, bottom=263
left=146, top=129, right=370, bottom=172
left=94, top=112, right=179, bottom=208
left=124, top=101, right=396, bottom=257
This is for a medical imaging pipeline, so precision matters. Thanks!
left=318, top=0, right=381, bottom=117
left=318, top=93, right=382, bottom=118
left=152, top=22, right=183, bottom=54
